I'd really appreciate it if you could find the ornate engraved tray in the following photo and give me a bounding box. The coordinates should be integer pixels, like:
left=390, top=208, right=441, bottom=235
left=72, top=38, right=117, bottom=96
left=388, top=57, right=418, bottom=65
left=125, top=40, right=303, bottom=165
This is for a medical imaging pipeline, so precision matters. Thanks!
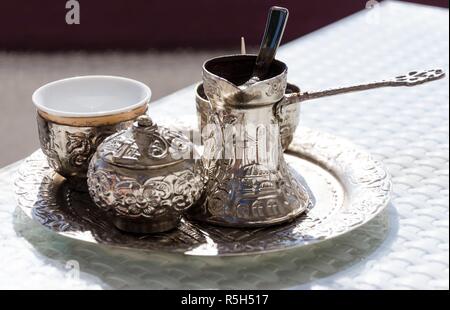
left=15, top=128, right=391, bottom=256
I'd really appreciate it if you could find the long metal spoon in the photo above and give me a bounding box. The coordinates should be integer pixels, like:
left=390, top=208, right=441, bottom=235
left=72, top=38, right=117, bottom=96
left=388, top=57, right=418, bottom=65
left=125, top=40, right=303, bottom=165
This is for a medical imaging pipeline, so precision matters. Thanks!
left=240, top=6, right=289, bottom=88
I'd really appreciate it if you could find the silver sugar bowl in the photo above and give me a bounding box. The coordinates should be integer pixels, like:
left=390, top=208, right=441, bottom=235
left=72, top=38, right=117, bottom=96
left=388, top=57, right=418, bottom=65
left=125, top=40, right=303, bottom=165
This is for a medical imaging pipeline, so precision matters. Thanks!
left=87, top=115, right=204, bottom=233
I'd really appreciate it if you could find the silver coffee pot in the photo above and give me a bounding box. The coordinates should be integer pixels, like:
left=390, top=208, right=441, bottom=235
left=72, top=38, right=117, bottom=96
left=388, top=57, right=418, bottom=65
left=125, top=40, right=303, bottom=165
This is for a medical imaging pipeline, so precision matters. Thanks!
left=188, top=55, right=312, bottom=227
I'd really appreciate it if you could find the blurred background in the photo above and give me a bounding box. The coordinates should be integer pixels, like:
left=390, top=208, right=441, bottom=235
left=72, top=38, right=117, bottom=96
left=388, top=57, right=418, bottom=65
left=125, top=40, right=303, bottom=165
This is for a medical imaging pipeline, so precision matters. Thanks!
left=0, top=0, right=448, bottom=167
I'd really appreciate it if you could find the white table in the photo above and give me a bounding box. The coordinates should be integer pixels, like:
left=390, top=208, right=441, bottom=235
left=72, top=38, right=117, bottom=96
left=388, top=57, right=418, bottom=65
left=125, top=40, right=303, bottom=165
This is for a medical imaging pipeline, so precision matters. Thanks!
left=0, top=1, right=448, bottom=289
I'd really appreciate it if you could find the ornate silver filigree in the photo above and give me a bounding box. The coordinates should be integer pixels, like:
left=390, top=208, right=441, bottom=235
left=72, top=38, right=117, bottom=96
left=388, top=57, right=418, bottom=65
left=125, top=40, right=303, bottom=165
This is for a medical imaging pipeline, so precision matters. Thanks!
left=36, top=113, right=133, bottom=181
left=87, top=116, right=204, bottom=233
left=196, top=82, right=300, bottom=151
left=202, top=55, right=288, bottom=107
left=87, top=169, right=202, bottom=217
left=15, top=127, right=392, bottom=256
left=197, top=55, right=309, bottom=227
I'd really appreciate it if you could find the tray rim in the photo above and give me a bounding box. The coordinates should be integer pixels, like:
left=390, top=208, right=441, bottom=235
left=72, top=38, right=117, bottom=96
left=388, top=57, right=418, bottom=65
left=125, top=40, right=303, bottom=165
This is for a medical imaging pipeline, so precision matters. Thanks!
left=14, top=127, right=392, bottom=256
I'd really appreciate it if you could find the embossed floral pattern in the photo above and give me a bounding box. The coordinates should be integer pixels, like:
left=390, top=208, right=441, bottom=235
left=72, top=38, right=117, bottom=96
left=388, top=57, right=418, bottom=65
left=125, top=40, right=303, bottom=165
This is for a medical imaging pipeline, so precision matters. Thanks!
left=87, top=168, right=203, bottom=219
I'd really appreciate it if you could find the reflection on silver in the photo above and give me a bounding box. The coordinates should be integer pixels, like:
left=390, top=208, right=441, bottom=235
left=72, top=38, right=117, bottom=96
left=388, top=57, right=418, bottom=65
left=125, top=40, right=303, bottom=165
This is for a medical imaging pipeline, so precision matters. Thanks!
left=15, top=127, right=392, bottom=256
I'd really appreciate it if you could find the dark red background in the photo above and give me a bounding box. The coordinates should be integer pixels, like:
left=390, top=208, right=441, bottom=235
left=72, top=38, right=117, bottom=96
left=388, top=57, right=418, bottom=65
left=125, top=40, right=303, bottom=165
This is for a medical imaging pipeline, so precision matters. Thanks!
left=0, top=0, right=448, bottom=50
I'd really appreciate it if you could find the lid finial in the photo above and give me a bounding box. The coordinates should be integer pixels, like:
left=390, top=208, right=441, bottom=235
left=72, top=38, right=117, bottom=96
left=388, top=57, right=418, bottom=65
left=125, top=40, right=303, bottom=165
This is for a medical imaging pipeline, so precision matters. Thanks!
left=136, top=115, right=154, bottom=127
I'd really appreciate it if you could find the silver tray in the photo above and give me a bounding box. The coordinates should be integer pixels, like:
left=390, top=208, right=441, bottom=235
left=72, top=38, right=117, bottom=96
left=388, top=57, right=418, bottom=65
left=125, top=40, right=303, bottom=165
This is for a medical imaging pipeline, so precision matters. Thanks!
left=15, top=127, right=391, bottom=256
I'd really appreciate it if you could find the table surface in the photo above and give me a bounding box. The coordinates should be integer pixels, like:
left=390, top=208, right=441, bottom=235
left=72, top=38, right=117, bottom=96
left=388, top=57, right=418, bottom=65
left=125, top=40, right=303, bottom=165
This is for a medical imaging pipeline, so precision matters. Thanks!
left=0, top=1, right=448, bottom=289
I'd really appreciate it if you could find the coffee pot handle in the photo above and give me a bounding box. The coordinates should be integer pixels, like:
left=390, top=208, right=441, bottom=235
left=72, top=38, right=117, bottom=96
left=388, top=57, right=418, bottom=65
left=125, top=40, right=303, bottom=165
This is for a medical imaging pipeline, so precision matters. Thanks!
left=275, top=68, right=445, bottom=118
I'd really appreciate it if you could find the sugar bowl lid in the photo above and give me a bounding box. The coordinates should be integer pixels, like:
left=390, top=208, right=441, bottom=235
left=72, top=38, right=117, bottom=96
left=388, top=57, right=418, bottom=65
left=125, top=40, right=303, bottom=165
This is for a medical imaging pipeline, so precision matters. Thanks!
left=97, top=115, right=192, bottom=169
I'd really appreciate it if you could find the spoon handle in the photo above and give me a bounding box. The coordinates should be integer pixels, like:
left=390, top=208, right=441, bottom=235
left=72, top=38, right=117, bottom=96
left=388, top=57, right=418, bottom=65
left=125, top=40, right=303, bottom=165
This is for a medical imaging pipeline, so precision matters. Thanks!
left=243, top=7, right=289, bottom=86
left=295, top=69, right=445, bottom=102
